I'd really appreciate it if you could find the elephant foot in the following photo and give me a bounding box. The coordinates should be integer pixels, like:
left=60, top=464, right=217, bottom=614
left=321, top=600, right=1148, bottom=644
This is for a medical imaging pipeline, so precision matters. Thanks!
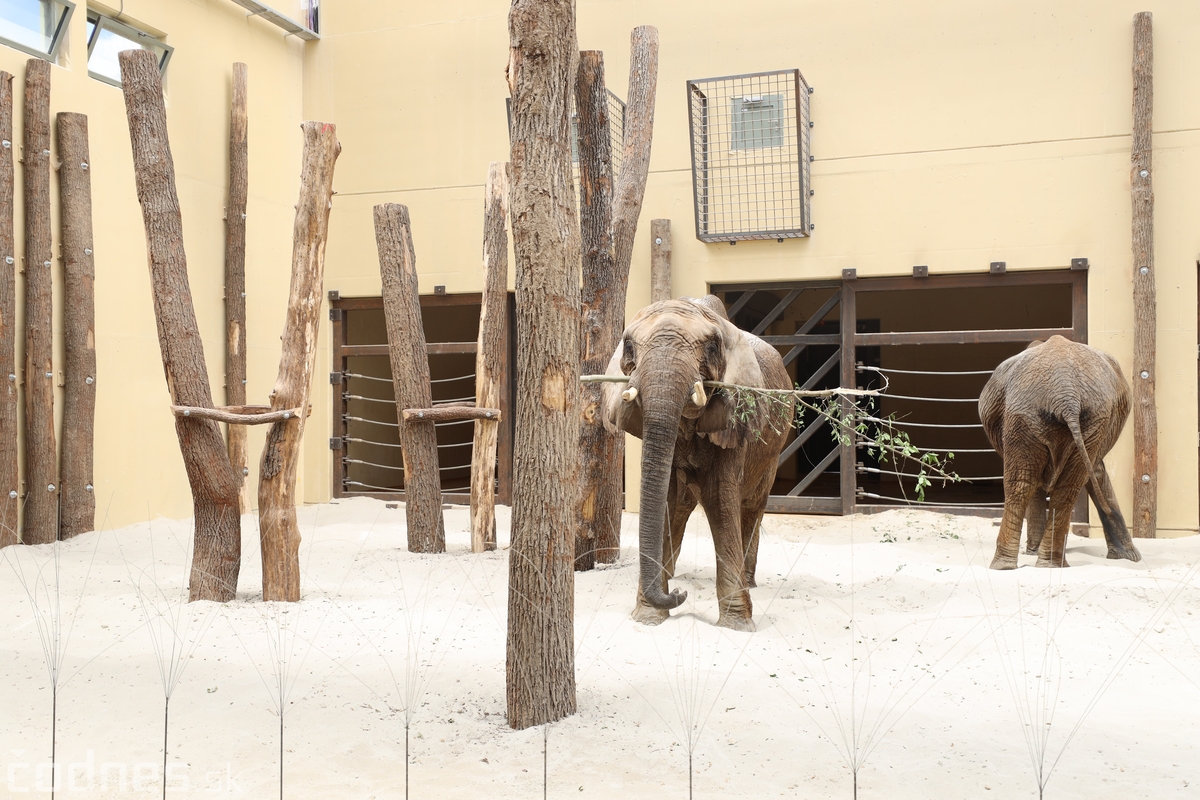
left=744, top=572, right=757, bottom=589
left=1024, top=545, right=1039, bottom=556
left=1107, top=544, right=1142, bottom=563
left=717, top=613, right=756, bottom=633
left=989, top=553, right=1019, bottom=570
left=632, top=600, right=670, bottom=626
left=1034, top=555, right=1070, bottom=568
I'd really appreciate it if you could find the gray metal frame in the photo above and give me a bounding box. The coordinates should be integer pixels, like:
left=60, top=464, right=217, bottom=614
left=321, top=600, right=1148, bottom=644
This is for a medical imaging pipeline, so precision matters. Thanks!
left=0, top=0, right=75, bottom=61
left=85, top=10, right=174, bottom=88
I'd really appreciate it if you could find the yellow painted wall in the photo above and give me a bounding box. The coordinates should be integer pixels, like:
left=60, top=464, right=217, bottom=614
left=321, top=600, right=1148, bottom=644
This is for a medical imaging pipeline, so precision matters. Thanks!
left=304, top=0, right=1200, bottom=536
left=1, top=0, right=306, bottom=532
left=5, top=0, right=1196, bottom=538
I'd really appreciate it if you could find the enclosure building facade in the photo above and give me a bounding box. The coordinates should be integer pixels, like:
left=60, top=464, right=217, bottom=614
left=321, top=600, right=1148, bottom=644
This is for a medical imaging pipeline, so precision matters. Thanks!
left=1, top=0, right=1197, bottom=538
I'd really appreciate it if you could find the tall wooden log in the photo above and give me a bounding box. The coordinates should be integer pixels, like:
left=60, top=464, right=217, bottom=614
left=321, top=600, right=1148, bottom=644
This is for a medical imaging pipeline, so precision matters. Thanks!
left=0, top=72, right=15, bottom=548
left=119, top=49, right=242, bottom=602
left=577, top=27, right=660, bottom=568
left=1131, top=12, right=1156, bottom=539
left=57, top=113, right=96, bottom=539
left=375, top=203, right=445, bottom=554
left=470, top=162, right=508, bottom=553
left=257, top=121, right=340, bottom=602
left=506, top=0, right=580, bottom=730
left=225, top=63, right=250, bottom=512
left=574, top=50, right=618, bottom=571
left=22, top=58, right=56, bottom=545
left=650, top=218, right=671, bottom=302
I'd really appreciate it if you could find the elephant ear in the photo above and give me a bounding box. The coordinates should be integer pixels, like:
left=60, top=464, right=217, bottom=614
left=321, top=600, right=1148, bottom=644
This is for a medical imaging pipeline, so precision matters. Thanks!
left=600, top=344, right=643, bottom=439
left=697, top=320, right=767, bottom=449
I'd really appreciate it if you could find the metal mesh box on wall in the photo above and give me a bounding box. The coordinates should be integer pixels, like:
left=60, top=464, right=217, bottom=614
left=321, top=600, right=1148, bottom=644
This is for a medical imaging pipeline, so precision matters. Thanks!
left=686, top=69, right=812, bottom=242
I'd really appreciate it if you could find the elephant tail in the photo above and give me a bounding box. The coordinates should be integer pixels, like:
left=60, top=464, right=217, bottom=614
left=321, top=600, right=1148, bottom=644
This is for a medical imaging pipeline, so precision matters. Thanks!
left=1065, top=412, right=1101, bottom=499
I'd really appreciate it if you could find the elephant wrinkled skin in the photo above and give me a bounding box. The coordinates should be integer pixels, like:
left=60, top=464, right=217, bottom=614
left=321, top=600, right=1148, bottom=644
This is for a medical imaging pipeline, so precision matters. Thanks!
left=978, top=336, right=1141, bottom=569
left=601, top=296, right=793, bottom=631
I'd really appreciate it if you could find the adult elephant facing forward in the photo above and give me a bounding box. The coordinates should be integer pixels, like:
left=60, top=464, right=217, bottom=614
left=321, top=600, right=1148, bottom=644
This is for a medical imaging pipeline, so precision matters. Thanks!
left=601, top=296, right=793, bottom=631
left=979, top=336, right=1140, bottom=569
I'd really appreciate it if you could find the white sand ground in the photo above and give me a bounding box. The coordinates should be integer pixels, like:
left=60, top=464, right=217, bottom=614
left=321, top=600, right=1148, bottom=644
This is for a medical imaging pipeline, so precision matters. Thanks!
left=2, top=497, right=1199, bottom=798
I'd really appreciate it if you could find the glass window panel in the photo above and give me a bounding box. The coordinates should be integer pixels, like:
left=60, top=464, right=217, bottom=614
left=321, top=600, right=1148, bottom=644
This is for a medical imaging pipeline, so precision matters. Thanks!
left=87, top=16, right=170, bottom=86
left=0, top=0, right=71, bottom=56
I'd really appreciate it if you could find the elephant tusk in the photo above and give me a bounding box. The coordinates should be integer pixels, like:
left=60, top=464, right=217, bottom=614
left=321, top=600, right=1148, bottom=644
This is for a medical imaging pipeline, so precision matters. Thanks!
left=622, top=387, right=638, bottom=402
left=691, top=381, right=707, bottom=407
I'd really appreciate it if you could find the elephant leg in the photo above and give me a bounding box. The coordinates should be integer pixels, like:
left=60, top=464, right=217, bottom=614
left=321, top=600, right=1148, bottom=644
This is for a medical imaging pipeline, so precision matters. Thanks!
left=740, top=506, right=767, bottom=589
left=1036, top=490, right=1080, bottom=568
left=1088, top=460, right=1141, bottom=562
left=992, top=475, right=1038, bottom=570
left=699, top=468, right=754, bottom=632
left=1025, top=489, right=1048, bottom=555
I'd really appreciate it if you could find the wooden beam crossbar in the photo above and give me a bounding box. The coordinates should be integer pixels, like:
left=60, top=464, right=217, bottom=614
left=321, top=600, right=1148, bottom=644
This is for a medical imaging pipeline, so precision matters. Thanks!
left=171, top=404, right=302, bottom=424
left=403, top=406, right=500, bottom=423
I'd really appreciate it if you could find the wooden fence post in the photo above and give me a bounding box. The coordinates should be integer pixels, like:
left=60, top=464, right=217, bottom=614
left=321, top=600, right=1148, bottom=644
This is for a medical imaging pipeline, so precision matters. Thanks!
left=471, top=162, right=508, bottom=553
left=257, top=121, right=340, bottom=602
left=1131, top=11, right=1156, bottom=539
left=375, top=203, right=445, bottom=554
left=0, top=71, right=14, bottom=548
left=225, top=63, right=250, bottom=512
left=506, top=0, right=581, bottom=730
left=576, top=27, right=659, bottom=568
left=119, top=49, right=243, bottom=602
left=22, top=58, right=56, bottom=545
left=650, top=218, right=671, bottom=302
left=57, top=112, right=96, bottom=539
left=574, top=49, right=617, bottom=571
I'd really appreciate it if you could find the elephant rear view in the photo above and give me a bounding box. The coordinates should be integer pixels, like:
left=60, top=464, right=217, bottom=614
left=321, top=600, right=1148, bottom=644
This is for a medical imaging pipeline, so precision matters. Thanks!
left=979, top=335, right=1140, bottom=569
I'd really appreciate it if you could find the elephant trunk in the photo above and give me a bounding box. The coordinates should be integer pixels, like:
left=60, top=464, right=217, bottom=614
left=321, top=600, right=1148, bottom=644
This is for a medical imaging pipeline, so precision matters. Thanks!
left=636, top=366, right=690, bottom=611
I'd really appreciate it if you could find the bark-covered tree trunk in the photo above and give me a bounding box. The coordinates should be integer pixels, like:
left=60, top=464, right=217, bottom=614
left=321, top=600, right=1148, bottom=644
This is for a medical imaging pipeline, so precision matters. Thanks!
left=1131, top=12, right=1156, bottom=539
left=120, top=49, right=242, bottom=602
left=649, top=218, right=671, bottom=302
left=505, top=0, right=580, bottom=730
left=375, top=203, right=445, bottom=554
left=257, top=121, right=340, bottom=602
left=0, top=71, right=15, bottom=548
left=470, top=161, right=508, bottom=553
left=574, top=50, right=618, bottom=571
left=22, top=58, right=57, bottom=545
left=225, top=63, right=250, bottom=513
left=576, top=27, right=659, bottom=567
left=57, top=112, right=96, bottom=539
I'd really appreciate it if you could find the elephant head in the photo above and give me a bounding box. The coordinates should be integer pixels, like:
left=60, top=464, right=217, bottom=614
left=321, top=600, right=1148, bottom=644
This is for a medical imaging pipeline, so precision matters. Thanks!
left=601, top=296, right=770, bottom=611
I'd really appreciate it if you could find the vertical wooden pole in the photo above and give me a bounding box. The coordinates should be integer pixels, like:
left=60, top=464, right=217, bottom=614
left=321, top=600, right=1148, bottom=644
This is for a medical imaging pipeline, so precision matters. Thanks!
left=119, top=49, right=242, bottom=602
left=374, top=203, right=445, bottom=554
left=56, top=113, right=96, bottom=539
left=574, top=49, right=617, bottom=571
left=22, top=58, right=56, bottom=545
left=577, top=27, right=660, bottom=568
left=1131, top=11, right=1156, bottom=539
left=257, top=121, right=340, bottom=602
left=471, top=162, right=508, bottom=553
left=649, top=218, right=671, bottom=302
left=840, top=282, right=857, bottom=516
left=0, top=71, right=15, bottom=548
left=225, top=63, right=250, bottom=512
left=506, top=0, right=580, bottom=730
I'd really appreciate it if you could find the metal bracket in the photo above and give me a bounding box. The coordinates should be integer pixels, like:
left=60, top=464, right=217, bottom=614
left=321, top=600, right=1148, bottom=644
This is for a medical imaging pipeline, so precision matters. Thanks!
left=912, top=265, right=929, bottom=278
left=990, top=261, right=1006, bottom=274
left=329, top=308, right=343, bottom=322
left=329, top=437, right=344, bottom=451
left=329, top=371, right=344, bottom=384
left=842, top=268, right=857, bottom=280
left=1070, top=257, right=1089, bottom=270
left=327, top=289, right=340, bottom=302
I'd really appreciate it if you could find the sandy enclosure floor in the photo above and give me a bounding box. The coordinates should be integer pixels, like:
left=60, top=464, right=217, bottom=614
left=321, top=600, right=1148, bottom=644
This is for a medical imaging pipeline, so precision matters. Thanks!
left=2, top=497, right=1200, bottom=798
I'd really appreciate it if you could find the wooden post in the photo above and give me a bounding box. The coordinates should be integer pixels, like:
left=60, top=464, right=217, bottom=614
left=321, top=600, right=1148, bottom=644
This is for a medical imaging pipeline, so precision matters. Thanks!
left=0, top=72, right=14, bottom=548
left=257, top=121, right=339, bottom=602
left=119, top=49, right=243, bottom=602
left=506, top=0, right=580, bottom=730
left=574, top=50, right=616, bottom=571
left=56, top=113, right=96, bottom=540
left=375, top=203, right=445, bottom=554
left=650, top=219, right=671, bottom=302
left=471, top=162, right=508, bottom=553
left=22, top=58, right=56, bottom=545
left=840, top=283, right=857, bottom=516
left=225, top=63, right=250, bottom=512
left=1131, top=11, right=1156, bottom=539
left=577, top=27, right=660, bottom=567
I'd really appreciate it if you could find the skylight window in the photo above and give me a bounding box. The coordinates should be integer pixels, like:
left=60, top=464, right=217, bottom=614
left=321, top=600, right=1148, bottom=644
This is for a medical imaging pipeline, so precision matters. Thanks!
left=86, top=10, right=172, bottom=87
left=0, top=0, right=75, bottom=60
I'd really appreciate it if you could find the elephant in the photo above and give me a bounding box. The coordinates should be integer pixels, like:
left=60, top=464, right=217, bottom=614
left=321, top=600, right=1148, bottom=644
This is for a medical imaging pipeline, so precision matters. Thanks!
left=978, top=335, right=1141, bottom=569
left=601, top=295, right=793, bottom=631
